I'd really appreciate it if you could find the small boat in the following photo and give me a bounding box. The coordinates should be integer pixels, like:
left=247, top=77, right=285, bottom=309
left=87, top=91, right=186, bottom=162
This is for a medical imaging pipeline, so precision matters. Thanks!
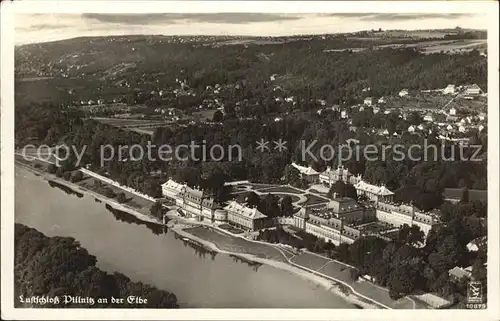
left=182, top=237, right=190, bottom=242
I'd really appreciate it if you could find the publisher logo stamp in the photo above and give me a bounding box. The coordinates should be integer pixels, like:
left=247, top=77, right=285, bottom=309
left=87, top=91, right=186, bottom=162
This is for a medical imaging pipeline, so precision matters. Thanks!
left=467, top=281, right=483, bottom=304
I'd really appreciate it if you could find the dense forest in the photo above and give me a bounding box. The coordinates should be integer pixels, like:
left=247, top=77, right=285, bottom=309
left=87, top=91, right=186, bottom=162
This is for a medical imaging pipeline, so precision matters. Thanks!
left=15, top=224, right=179, bottom=308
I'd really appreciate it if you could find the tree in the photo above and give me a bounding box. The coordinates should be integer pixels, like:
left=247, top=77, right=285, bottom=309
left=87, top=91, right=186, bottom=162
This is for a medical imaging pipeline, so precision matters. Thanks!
left=150, top=201, right=164, bottom=219
left=70, top=171, right=84, bottom=183
left=116, top=192, right=127, bottom=203
left=280, top=195, right=294, bottom=217
left=327, top=181, right=358, bottom=200
left=284, top=165, right=302, bottom=187
left=212, top=110, right=224, bottom=122
left=63, top=171, right=71, bottom=181
left=245, top=192, right=261, bottom=208
left=47, top=164, right=57, bottom=174
left=460, top=188, right=469, bottom=203
left=14, top=223, right=179, bottom=308
left=55, top=167, right=64, bottom=178
left=388, top=266, right=417, bottom=300
left=397, top=224, right=425, bottom=246
left=259, top=194, right=280, bottom=218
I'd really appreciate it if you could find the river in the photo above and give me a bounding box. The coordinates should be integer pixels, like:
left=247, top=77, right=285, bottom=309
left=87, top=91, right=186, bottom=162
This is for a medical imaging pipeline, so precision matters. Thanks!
left=14, top=166, right=353, bottom=308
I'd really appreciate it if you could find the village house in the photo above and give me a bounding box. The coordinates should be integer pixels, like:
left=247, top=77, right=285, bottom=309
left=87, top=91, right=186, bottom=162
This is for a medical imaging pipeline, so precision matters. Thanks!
left=399, top=89, right=409, bottom=97
left=449, top=107, right=457, bottom=116
left=373, top=107, right=380, bottom=114
left=291, top=162, right=320, bottom=183
left=378, top=97, right=386, bottom=104
left=408, top=125, right=415, bottom=133
left=345, top=138, right=360, bottom=145
left=448, top=266, right=472, bottom=282
left=443, top=84, right=456, bottom=95
left=465, top=84, right=482, bottom=96
left=379, top=129, right=390, bottom=136
left=423, top=113, right=434, bottom=122
left=364, top=97, right=373, bottom=106
left=341, top=110, right=349, bottom=119
left=467, top=236, right=487, bottom=252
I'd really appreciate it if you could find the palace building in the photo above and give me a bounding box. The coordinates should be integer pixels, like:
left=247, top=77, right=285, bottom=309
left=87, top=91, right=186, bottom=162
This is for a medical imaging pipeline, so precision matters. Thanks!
left=292, top=197, right=374, bottom=245
left=375, top=201, right=440, bottom=236
left=319, top=166, right=362, bottom=187
left=162, top=179, right=187, bottom=200
left=162, top=178, right=274, bottom=230
left=291, top=162, right=320, bottom=183
left=354, top=180, right=394, bottom=203
left=223, top=201, right=273, bottom=231
left=176, top=186, right=217, bottom=222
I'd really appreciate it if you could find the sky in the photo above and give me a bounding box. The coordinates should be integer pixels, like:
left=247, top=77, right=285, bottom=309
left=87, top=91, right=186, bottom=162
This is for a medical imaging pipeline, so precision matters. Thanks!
left=15, top=13, right=488, bottom=45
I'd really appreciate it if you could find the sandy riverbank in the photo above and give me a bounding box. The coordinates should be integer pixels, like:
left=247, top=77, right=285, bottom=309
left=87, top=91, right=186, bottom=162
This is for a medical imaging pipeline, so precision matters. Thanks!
left=172, top=225, right=381, bottom=309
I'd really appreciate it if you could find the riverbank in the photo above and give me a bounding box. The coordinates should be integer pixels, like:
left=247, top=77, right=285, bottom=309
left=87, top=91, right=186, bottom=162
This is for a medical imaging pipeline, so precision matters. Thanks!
left=15, top=161, right=162, bottom=226
left=172, top=225, right=379, bottom=309
left=14, top=162, right=416, bottom=309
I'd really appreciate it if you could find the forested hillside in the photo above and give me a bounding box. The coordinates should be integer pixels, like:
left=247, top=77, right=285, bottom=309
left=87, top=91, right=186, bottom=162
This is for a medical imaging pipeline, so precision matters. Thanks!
left=15, top=35, right=487, bottom=107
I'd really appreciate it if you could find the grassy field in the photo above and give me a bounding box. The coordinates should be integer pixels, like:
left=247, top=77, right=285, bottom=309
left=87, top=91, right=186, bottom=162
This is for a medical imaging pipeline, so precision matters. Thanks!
left=185, top=226, right=288, bottom=262
left=218, top=224, right=244, bottom=234
left=76, top=176, right=154, bottom=215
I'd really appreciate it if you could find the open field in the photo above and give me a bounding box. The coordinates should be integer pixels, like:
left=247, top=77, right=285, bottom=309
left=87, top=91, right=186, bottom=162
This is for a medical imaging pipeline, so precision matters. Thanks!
left=128, top=127, right=156, bottom=136
left=76, top=175, right=154, bottom=215
left=191, top=109, right=219, bottom=120
left=185, top=226, right=289, bottom=262
left=218, top=224, right=244, bottom=234
left=92, top=116, right=173, bottom=136
left=325, top=39, right=486, bottom=55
